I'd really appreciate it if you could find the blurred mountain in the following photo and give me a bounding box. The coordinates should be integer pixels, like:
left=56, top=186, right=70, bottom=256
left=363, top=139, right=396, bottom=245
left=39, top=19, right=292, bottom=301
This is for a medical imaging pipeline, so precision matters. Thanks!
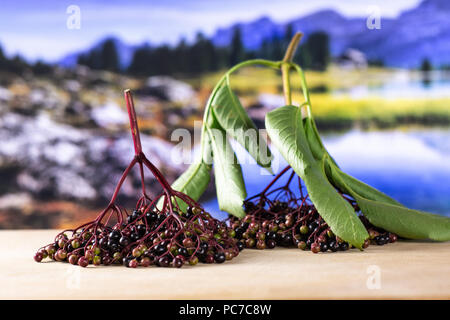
left=350, top=0, right=450, bottom=67
left=58, top=0, right=450, bottom=69
left=213, top=0, right=450, bottom=67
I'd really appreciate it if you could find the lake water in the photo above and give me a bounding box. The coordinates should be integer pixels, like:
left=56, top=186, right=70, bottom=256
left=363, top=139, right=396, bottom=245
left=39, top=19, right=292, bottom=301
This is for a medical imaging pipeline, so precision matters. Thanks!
left=205, top=128, right=450, bottom=220
left=336, top=71, right=450, bottom=99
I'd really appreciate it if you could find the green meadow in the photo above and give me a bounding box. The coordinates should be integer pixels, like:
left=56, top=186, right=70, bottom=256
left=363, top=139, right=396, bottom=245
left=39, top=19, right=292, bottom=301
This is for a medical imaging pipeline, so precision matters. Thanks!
left=183, top=66, right=450, bottom=131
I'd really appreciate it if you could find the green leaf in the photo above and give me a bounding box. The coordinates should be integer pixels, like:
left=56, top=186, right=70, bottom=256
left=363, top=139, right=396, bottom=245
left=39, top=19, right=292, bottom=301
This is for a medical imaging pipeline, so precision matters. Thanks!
left=303, top=117, right=326, bottom=161
left=327, top=163, right=450, bottom=241
left=327, top=162, right=403, bottom=206
left=304, top=116, right=402, bottom=206
left=207, top=116, right=246, bottom=218
left=265, top=105, right=368, bottom=248
left=212, top=82, right=273, bottom=173
left=170, top=160, right=212, bottom=212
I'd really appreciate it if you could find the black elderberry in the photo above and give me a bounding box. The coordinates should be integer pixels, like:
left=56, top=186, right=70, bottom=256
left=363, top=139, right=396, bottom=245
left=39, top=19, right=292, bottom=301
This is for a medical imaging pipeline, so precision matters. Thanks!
left=157, top=256, right=170, bottom=267
left=274, top=217, right=283, bottom=224
left=147, top=211, right=158, bottom=223
left=266, top=231, right=277, bottom=241
left=136, top=225, right=146, bottom=237
left=236, top=241, right=245, bottom=251
left=178, top=247, right=189, bottom=257
left=320, top=242, right=328, bottom=252
left=214, top=252, right=226, bottom=263
left=328, top=241, right=338, bottom=252
left=172, top=257, right=183, bottom=268
left=157, top=214, right=165, bottom=224
left=109, top=243, right=120, bottom=253
left=109, top=230, right=120, bottom=241
left=375, top=235, right=389, bottom=245
left=196, top=247, right=207, bottom=257
left=155, top=244, right=167, bottom=255
left=184, top=210, right=193, bottom=219
left=243, top=201, right=255, bottom=213
left=130, top=232, right=139, bottom=242
left=132, top=210, right=141, bottom=220
left=234, top=227, right=244, bottom=239
left=165, top=229, right=175, bottom=238
left=119, top=236, right=130, bottom=247
left=266, top=239, right=276, bottom=249
left=308, top=221, right=318, bottom=232
left=281, top=233, right=293, bottom=246
left=339, top=242, right=349, bottom=251
left=99, top=237, right=108, bottom=249
left=200, top=242, right=209, bottom=250
left=123, top=255, right=134, bottom=267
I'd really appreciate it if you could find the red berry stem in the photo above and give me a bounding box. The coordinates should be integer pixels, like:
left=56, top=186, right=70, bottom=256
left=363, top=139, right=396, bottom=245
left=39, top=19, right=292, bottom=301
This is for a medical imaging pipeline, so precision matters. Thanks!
left=34, top=89, right=242, bottom=268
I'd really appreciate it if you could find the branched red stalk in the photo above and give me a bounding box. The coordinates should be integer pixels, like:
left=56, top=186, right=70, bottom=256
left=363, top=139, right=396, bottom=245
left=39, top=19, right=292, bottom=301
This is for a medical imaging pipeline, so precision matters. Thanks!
left=34, top=90, right=241, bottom=268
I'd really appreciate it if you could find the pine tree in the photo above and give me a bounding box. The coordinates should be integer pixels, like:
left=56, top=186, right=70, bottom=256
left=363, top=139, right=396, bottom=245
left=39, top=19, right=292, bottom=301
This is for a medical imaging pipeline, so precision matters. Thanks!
left=229, top=27, right=245, bottom=66
left=128, top=45, right=152, bottom=76
left=306, top=32, right=329, bottom=71
left=0, top=44, right=5, bottom=70
left=420, top=58, right=432, bottom=72
left=100, top=39, right=120, bottom=72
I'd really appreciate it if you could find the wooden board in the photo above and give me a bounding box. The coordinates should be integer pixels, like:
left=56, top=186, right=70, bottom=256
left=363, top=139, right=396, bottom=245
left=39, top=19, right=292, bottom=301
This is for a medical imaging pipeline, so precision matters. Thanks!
left=1, top=230, right=449, bottom=299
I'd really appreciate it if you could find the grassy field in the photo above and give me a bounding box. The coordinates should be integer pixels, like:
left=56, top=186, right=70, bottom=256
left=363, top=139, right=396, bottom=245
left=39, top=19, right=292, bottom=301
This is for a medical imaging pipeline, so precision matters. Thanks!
left=183, top=66, right=450, bottom=130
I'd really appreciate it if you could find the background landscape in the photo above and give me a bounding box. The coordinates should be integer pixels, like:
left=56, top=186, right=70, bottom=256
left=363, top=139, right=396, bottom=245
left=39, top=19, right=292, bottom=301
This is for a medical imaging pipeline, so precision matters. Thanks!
left=0, top=0, right=449, bottom=228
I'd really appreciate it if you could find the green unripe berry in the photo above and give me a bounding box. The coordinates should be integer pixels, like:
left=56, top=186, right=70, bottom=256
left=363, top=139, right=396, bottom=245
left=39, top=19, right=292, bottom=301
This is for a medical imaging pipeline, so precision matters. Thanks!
left=57, top=238, right=66, bottom=248
left=93, top=246, right=101, bottom=255
left=46, top=245, right=56, bottom=255
left=83, top=232, right=92, bottom=240
left=256, top=232, right=265, bottom=240
left=300, top=225, right=309, bottom=234
left=71, top=239, right=80, bottom=249
left=93, top=255, right=101, bottom=266
left=297, top=241, right=307, bottom=250
left=38, top=249, right=48, bottom=259
left=189, top=256, right=199, bottom=266
left=132, top=247, right=142, bottom=258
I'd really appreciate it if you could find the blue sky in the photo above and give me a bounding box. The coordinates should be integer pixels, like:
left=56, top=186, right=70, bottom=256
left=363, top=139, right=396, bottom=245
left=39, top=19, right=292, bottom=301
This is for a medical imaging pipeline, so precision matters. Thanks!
left=0, top=0, right=421, bottom=61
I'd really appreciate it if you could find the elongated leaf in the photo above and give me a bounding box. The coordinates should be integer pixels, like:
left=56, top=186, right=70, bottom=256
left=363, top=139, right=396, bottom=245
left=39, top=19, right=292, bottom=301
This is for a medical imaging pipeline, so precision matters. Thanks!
left=303, top=117, right=325, bottom=161
left=327, top=162, right=403, bottom=206
left=327, top=163, right=450, bottom=241
left=212, top=83, right=273, bottom=173
left=207, top=116, right=246, bottom=218
left=304, top=116, right=402, bottom=206
left=265, top=105, right=368, bottom=248
left=170, top=160, right=212, bottom=212
left=201, top=129, right=213, bottom=165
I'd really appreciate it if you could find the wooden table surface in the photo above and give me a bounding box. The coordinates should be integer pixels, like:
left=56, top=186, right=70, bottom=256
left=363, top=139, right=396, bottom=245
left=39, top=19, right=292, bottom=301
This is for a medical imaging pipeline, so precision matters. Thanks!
left=1, top=230, right=449, bottom=299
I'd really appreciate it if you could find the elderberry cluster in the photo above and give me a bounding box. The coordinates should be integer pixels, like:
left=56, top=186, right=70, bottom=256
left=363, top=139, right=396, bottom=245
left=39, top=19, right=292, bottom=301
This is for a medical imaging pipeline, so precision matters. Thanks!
left=229, top=199, right=397, bottom=253
left=34, top=206, right=241, bottom=268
